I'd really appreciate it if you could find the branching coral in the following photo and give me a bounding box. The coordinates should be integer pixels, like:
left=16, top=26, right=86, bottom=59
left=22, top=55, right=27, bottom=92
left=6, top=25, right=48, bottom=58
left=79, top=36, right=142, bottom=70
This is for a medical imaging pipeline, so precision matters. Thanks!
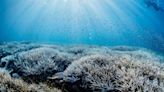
left=0, top=47, right=74, bottom=83
left=50, top=53, right=164, bottom=92
left=0, top=42, right=40, bottom=60
left=0, top=68, right=61, bottom=92
left=0, top=42, right=164, bottom=92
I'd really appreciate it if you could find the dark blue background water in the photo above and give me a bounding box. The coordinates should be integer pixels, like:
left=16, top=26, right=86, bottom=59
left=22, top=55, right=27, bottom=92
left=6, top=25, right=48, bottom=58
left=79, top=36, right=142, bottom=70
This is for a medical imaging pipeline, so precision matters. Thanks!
left=0, top=0, right=164, bottom=54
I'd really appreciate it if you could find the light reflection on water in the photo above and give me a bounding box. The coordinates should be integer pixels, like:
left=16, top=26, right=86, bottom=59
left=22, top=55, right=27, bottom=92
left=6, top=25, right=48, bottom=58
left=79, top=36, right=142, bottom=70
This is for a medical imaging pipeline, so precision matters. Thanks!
left=0, top=0, right=164, bottom=53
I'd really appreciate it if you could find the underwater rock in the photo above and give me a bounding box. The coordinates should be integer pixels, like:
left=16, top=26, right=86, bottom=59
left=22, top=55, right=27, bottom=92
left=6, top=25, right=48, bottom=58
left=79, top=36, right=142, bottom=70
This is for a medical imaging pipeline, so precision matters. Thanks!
left=49, top=53, right=164, bottom=92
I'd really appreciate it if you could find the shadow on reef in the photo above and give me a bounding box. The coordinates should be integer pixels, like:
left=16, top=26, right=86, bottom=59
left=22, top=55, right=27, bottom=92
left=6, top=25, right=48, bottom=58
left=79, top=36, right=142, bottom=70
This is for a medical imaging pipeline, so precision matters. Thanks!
left=0, top=42, right=164, bottom=92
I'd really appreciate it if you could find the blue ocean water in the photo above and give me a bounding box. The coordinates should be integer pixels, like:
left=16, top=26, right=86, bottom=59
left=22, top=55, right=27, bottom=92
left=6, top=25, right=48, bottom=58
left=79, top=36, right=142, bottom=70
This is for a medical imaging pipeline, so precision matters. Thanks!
left=0, top=0, right=164, bottom=54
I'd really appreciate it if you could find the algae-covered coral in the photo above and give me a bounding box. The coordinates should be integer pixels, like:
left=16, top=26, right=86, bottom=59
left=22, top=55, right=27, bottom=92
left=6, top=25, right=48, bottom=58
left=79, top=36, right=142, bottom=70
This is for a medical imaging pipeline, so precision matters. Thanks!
left=0, top=42, right=164, bottom=92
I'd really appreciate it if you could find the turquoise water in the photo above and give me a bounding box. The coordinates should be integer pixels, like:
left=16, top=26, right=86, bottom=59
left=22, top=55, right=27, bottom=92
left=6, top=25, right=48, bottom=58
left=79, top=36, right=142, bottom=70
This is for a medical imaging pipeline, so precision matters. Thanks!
left=0, top=0, right=164, bottom=53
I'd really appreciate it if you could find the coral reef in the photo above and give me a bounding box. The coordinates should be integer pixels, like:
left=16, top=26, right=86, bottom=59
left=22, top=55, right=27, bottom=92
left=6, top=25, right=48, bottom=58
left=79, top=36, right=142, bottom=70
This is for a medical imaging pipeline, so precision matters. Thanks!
left=0, top=68, right=61, bottom=92
left=0, top=42, right=40, bottom=60
left=0, top=42, right=164, bottom=92
left=50, top=53, right=164, bottom=92
left=1, top=47, right=74, bottom=83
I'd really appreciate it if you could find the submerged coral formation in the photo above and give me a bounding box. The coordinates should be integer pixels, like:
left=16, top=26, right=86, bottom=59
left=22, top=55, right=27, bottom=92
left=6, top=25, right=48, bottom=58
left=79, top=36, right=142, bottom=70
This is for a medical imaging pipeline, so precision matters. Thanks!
left=50, top=54, right=164, bottom=92
left=0, top=68, right=61, bottom=92
left=0, top=42, right=164, bottom=92
left=1, top=47, right=74, bottom=83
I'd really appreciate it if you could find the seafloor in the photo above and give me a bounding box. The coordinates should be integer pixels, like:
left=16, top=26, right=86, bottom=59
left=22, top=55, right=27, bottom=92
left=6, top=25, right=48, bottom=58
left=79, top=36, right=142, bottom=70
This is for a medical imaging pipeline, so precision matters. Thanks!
left=0, top=42, right=164, bottom=92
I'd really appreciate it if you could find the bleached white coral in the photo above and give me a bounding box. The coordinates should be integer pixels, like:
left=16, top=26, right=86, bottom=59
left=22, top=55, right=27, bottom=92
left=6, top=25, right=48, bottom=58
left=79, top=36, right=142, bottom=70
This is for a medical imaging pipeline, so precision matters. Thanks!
left=0, top=70, right=61, bottom=92
left=50, top=52, right=164, bottom=92
left=1, top=42, right=164, bottom=92
left=0, top=47, right=74, bottom=82
left=0, top=42, right=40, bottom=60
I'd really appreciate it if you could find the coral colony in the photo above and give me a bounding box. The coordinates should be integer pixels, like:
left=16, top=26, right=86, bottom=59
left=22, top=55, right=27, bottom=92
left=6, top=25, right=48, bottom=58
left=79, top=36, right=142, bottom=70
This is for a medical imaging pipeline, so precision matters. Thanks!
left=0, top=42, right=164, bottom=92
